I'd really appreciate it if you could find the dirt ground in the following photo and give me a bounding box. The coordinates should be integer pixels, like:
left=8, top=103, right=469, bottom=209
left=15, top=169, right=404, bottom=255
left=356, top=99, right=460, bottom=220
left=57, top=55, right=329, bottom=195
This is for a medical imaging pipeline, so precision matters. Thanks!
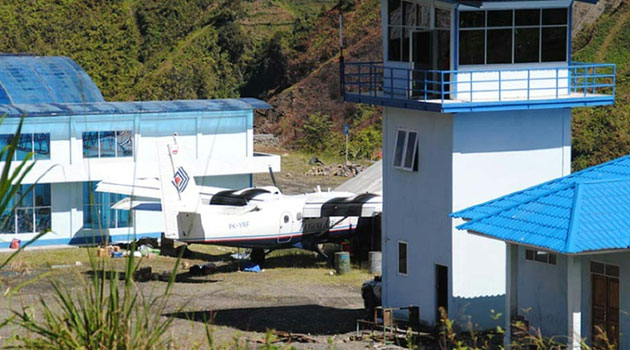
left=0, top=245, right=380, bottom=349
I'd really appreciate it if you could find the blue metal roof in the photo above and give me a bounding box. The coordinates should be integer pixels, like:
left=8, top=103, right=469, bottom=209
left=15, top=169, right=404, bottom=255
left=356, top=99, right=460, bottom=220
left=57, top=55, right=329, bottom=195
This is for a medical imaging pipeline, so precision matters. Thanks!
left=0, top=55, right=104, bottom=104
left=456, top=178, right=630, bottom=254
left=0, top=98, right=271, bottom=117
left=452, top=155, right=630, bottom=220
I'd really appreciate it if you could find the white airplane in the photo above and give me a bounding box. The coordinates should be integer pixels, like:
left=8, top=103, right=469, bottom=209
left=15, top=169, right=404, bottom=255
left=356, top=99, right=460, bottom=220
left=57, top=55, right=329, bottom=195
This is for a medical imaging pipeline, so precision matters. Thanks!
left=96, top=136, right=382, bottom=264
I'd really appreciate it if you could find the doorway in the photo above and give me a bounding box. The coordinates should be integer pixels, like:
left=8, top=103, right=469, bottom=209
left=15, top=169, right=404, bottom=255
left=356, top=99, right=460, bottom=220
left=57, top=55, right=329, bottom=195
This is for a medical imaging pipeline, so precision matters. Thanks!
left=410, top=29, right=450, bottom=100
left=591, top=261, right=619, bottom=347
left=436, top=264, right=448, bottom=321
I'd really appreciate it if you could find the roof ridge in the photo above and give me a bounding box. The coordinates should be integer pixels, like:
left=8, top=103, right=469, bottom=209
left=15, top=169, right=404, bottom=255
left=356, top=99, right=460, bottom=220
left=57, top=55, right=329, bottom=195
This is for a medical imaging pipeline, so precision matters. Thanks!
left=457, top=181, right=578, bottom=230
left=451, top=155, right=630, bottom=219
left=564, top=182, right=584, bottom=253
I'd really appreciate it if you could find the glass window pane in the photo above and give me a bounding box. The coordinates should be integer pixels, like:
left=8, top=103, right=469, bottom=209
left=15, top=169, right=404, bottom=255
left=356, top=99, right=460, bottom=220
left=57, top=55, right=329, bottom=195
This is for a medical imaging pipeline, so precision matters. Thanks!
left=394, top=130, right=406, bottom=167
left=514, top=28, right=540, bottom=63
left=591, top=261, right=605, bottom=274
left=417, top=5, right=430, bottom=27
left=35, top=208, right=51, bottom=232
left=83, top=132, right=99, bottom=158
left=16, top=134, right=32, bottom=161
left=403, top=1, right=416, bottom=26
left=534, top=251, right=548, bottom=263
left=459, top=30, right=485, bottom=65
left=16, top=208, right=33, bottom=233
left=542, top=8, right=567, bottom=25
left=488, top=10, right=512, bottom=27
left=548, top=254, right=557, bottom=265
left=99, top=131, right=116, bottom=158
left=116, top=131, right=133, bottom=157
left=33, top=133, right=50, bottom=160
left=525, top=249, right=534, bottom=260
left=404, top=132, right=417, bottom=169
left=389, top=26, right=402, bottom=61
left=542, top=27, right=567, bottom=62
left=0, top=211, right=15, bottom=233
left=116, top=209, right=131, bottom=228
left=487, top=29, right=512, bottom=64
left=389, top=0, right=402, bottom=26
left=435, top=8, right=450, bottom=29
left=16, top=185, right=33, bottom=207
left=606, top=265, right=620, bottom=277
left=459, top=11, right=484, bottom=28
left=437, top=30, right=451, bottom=70
left=0, top=134, right=13, bottom=161
left=35, top=184, right=51, bottom=207
left=398, top=242, right=407, bottom=274
left=515, top=9, right=540, bottom=26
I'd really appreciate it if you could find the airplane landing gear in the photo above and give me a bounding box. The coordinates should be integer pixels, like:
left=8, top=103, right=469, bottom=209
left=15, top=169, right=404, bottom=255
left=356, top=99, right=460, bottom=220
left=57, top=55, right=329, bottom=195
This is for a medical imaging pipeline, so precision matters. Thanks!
left=251, top=248, right=266, bottom=266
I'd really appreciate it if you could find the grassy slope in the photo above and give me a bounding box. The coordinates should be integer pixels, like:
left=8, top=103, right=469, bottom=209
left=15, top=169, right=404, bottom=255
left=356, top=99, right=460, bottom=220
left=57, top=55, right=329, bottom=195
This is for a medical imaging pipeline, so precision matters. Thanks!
left=572, top=1, right=630, bottom=170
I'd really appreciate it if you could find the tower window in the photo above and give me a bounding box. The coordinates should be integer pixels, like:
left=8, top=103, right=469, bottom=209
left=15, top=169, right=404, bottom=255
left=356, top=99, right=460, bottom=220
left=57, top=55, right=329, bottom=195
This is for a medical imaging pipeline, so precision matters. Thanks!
left=393, top=128, right=418, bottom=171
left=398, top=241, right=408, bottom=275
left=458, top=8, right=568, bottom=65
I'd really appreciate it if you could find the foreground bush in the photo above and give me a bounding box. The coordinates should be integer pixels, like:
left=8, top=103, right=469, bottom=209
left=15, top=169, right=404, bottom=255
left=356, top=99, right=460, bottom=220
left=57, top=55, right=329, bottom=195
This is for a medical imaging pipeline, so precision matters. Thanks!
left=10, top=249, right=181, bottom=350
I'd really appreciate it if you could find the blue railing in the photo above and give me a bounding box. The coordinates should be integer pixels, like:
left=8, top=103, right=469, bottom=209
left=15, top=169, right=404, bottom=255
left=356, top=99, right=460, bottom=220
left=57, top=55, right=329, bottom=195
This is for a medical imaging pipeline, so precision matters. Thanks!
left=342, top=62, right=616, bottom=105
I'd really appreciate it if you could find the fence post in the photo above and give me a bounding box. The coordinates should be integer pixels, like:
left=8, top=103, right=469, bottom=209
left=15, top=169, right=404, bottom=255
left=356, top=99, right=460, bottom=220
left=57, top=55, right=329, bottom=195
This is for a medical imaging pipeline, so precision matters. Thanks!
left=584, top=66, right=587, bottom=97
left=441, top=71, right=445, bottom=103
left=369, top=64, right=373, bottom=97
left=527, top=70, right=530, bottom=100
left=556, top=68, right=559, bottom=99
left=470, top=72, right=473, bottom=102
left=422, top=70, right=427, bottom=101
left=498, top=69, right=501, bottom=101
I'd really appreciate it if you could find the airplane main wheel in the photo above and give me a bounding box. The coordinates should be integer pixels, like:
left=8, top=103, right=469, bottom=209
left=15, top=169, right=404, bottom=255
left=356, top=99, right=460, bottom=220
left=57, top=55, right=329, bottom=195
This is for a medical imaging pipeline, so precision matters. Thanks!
left=251, top=248, right=266, bottom=266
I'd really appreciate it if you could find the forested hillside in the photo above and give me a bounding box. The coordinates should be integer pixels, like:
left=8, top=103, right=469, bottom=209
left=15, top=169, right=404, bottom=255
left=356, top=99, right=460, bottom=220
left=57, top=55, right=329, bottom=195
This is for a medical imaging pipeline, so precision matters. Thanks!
left=572, top=0, right=630, bottom=170
left=0, top=0, right=627, bottom=167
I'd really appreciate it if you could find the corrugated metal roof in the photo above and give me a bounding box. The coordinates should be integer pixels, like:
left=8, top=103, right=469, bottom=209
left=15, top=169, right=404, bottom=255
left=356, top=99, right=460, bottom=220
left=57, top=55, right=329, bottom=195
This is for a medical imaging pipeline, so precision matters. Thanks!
left=457, top=178, right=630, bottom=254
left=0, top=98, right=271, bottom=117
left=0, top=55, right=104, bottom=104
left=451, top=155, right=630, bottom=220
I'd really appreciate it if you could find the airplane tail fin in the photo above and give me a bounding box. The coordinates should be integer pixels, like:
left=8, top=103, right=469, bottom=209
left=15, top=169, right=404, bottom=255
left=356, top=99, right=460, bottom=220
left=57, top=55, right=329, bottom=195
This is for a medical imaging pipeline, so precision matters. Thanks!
left=157, top=135, right=201, bottom=239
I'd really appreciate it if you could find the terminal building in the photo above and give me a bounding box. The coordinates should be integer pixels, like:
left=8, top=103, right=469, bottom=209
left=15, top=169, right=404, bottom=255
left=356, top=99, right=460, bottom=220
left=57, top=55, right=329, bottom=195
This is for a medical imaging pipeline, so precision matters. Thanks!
left=0, top=55, right=279, bottom=248
left=342, top=0, right=615, bottom=332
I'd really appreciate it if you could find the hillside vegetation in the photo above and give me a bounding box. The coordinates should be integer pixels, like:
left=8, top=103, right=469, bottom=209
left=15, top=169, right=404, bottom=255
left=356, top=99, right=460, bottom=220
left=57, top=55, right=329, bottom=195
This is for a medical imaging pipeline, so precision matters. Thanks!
left=0, top=0, right=627, bottom=167
left=572, top=0, right=630, bottom=170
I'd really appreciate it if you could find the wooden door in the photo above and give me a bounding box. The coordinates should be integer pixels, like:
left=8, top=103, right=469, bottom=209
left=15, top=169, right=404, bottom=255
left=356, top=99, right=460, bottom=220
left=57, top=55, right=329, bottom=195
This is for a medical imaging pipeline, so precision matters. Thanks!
left=592, top=274, right=619, bottom=347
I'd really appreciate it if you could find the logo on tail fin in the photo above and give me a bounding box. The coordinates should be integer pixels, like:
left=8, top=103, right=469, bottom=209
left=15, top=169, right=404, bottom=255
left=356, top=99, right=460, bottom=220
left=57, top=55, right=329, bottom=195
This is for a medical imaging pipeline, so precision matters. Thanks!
left=171, top=167, right=190, bottom=193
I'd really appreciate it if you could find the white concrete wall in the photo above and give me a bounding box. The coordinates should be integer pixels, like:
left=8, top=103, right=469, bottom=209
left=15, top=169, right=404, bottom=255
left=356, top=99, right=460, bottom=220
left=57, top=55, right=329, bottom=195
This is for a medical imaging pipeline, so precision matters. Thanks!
left=382, top=106, right=453, bottom=325
left=451, top=108, right=572, bottom=328
left=517, top=247, right=568, bottom=337
left=0, top=109, right=267, bottom=246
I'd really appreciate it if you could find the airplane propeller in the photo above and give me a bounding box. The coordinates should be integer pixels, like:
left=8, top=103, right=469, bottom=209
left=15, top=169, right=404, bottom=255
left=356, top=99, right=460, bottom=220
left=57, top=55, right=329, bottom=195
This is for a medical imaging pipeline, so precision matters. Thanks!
left=268, top=166, right=282, bottom=193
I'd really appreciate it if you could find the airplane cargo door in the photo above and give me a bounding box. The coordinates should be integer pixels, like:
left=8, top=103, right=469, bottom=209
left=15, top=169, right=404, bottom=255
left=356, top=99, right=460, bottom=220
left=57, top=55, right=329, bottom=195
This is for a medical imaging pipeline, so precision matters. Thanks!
left=278, top=212, right=293, bottom=243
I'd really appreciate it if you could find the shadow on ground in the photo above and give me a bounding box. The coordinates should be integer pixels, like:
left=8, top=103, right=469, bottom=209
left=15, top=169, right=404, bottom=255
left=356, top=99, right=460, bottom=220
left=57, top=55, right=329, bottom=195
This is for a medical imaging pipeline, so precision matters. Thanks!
left=168, top=304, right=364, bottom=335
left=85, top=270, right=221, bottom=284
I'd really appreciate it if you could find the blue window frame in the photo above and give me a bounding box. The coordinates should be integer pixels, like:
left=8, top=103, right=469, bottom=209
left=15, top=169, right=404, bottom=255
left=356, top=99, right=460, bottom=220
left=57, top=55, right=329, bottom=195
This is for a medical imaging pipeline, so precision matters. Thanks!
left=1, top=184, right=52, bottom=234
left=82, top=130, right=133, bottom=158
left=0, top=133, right=51, bottom=161
left=83, top=182, right=131, bottom=229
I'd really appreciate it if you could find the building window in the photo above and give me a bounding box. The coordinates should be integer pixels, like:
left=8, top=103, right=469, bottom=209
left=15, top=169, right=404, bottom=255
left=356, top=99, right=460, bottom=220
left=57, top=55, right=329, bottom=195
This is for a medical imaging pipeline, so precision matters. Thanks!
left=398, top=241, right=407, bottom=275
left=458, top=8, right=568, bottom=65
left=0, top=184, right=51, bottom=234
left=0, top=133, right=50, bottom=160
left=393, top=128, right=418, bottom=171
left=83, top=130, right=133, bottom=158
left=525, top=249, right=557, bottom=265
left=83, top=182, right=131, bottom=229
left=388, top=0, right=433, bottom=62
left=591, top=261, right=619, bottom=277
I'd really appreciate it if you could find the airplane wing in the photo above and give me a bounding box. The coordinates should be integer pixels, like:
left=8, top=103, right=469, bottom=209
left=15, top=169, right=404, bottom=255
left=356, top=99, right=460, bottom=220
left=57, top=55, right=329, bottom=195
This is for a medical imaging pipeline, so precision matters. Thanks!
left=302, top=192, right=382, bottom=218
left=96, top=178, right=162, bottom=199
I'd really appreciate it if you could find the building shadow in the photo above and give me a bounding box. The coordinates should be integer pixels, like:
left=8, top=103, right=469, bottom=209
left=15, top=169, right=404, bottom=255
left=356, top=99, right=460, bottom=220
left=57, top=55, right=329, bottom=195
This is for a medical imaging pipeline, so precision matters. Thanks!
left=168, top=304, right=363, bottom=335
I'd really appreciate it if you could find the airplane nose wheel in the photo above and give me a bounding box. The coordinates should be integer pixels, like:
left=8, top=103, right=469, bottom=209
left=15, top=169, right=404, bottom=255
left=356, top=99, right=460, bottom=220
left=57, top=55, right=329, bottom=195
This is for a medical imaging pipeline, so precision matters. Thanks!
left=250, top=248, right=266, bottom=266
